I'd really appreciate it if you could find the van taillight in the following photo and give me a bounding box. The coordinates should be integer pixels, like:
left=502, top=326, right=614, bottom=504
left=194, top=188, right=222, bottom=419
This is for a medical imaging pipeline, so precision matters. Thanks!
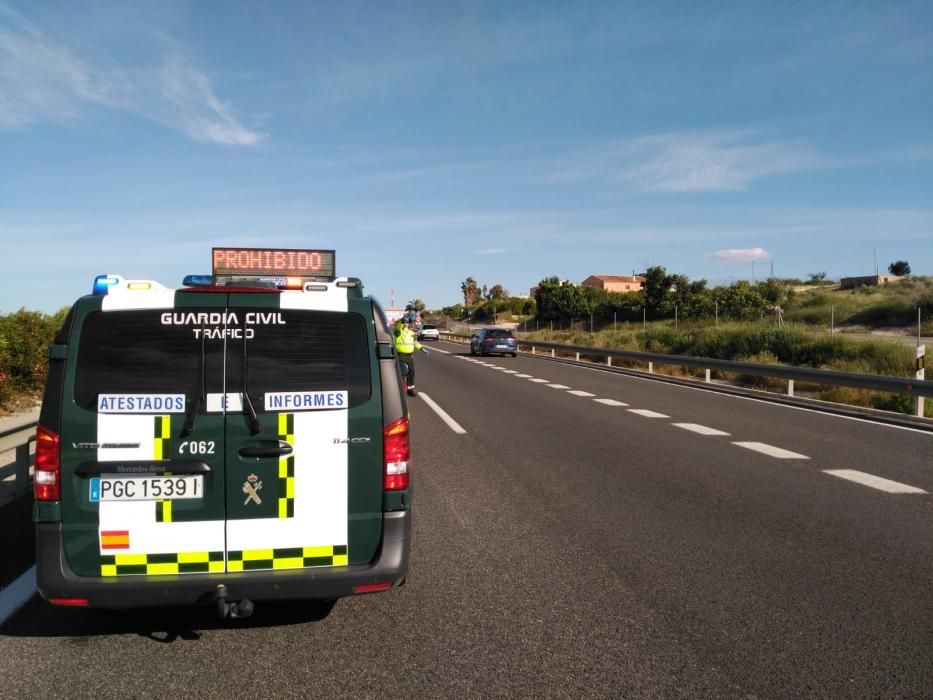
left=383, top=417, right=410, bottom=491
left=34, top=424, right=61, bottom=501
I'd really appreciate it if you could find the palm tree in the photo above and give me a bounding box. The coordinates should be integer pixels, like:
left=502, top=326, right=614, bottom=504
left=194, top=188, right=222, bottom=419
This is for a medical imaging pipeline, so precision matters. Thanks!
left=461, top=277, right=480, bottom=306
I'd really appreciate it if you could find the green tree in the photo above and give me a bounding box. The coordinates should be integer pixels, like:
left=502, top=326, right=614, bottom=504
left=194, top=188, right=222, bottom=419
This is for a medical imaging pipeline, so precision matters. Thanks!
left=406, top=299, right=426, bottom=313
left=888, top=260, right=911, bottom=276
left=488, top=284, right=508, bottom=300
left=807, top=271, right=828, bottom=284
left=712, top=282, right=768, bottom=321
left=441, top=304, right=465, bottom=319
left=643, top=266, right=673, bottom=315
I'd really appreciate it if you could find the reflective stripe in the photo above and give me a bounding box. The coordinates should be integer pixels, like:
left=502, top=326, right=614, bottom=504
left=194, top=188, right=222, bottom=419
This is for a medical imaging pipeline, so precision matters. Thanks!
left=153, top=415, right=170, bottom=460
left=100, top=551, right=224, bottom=576
left=226, top=545, right=348, bottom=572
left=277, top=413, right=295, bottom=519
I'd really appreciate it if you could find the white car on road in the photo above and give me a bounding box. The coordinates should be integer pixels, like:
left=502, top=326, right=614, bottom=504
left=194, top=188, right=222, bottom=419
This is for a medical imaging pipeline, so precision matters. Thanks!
left=418, top=324, right=440, bottom=341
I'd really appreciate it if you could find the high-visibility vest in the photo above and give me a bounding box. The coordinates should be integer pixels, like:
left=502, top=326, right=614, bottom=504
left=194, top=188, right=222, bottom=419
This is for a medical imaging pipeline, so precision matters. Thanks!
left=394, top=327, right=419, bottom=354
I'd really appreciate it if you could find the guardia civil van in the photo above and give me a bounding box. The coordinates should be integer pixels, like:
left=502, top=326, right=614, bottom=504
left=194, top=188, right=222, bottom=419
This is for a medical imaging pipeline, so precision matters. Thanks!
left=34, top=248, right=411, bottom=617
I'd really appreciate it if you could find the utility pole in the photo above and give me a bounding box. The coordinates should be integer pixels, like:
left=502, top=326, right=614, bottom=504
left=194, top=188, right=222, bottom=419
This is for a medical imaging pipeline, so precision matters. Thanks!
left=770, top=260, right=774, bottom=280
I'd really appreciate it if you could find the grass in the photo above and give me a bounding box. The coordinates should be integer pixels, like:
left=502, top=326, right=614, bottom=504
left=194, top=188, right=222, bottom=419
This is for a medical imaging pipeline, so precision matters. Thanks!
left=520, top=321, right=930, bottom=417
left=782, top=277, right=933, bottom=328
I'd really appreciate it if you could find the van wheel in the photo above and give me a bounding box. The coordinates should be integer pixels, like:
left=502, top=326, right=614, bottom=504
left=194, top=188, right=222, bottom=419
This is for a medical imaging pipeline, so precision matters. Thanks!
left=511, top=353, right=517, bottom=357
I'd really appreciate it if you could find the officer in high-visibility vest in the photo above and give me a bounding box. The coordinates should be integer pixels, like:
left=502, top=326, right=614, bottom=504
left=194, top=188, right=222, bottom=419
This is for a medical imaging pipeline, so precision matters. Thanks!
left=395, top=316, right=430, bottom=397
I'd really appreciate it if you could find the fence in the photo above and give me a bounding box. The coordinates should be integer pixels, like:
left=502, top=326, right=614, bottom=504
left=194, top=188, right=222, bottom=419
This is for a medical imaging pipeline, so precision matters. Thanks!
left=0, top=410, right=38, bottom=507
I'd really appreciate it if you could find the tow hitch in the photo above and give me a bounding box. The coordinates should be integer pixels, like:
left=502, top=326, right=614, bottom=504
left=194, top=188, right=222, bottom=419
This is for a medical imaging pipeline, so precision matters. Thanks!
left=212, top=584, right=255, bottom=619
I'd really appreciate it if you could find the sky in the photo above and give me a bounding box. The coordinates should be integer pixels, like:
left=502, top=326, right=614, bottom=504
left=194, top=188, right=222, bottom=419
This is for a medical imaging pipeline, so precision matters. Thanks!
left=1, top=0, right=931, bottom=314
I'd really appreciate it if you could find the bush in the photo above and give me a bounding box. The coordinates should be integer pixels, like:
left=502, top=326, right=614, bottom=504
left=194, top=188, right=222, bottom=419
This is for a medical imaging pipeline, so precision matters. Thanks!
left=0, top=307, right=68, bottom=412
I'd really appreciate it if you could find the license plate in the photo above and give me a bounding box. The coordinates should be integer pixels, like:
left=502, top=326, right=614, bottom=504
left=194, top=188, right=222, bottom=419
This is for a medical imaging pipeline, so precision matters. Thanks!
left=496, top=344, right=509, bottom=349
left=89, top=475, right=203, bottom=502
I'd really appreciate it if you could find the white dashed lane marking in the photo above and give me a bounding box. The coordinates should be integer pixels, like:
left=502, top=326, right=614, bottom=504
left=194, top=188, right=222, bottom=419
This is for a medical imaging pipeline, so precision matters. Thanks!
left=823, top=470, right=927, bottom=494
left=447, top=348, right=932, bottom=499
left=627, top=409, right=669, bottom=418
left=674, top=423, right=731, bottom=437
left=733, top=442, right=809, bottom=459
left=593, top=398, right=628, bottom=406
left=432, top=348, right=452, bottom=355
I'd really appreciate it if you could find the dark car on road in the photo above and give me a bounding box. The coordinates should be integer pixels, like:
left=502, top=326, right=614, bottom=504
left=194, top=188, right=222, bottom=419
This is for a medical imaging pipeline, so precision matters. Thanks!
left=470, top=328, right=518, bottom=357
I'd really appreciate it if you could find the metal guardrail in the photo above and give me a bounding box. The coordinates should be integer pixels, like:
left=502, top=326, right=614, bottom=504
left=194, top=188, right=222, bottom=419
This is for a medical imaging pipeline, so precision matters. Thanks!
left=0, top=410, right=38, bottom=506
left=441, top=333, right=933, bottom=408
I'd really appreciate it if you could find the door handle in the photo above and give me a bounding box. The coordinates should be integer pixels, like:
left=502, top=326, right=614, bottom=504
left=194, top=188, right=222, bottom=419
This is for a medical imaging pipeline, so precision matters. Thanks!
left=238, top=441, right=293, bottom=458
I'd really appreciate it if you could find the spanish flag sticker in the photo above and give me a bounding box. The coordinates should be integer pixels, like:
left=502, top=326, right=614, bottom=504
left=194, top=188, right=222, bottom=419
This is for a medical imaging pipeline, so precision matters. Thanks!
left=100, top=530, right=130, bottom=550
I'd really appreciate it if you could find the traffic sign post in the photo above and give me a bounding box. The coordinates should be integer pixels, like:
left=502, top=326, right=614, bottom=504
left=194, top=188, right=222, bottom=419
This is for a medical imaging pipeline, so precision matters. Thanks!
left=917, top=345, right=925, bottom=417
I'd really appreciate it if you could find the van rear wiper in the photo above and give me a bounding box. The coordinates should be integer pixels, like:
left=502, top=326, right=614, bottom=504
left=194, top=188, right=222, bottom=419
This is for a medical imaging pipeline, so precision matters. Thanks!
left=181, top=332, right=207, bottom=437
left=242, top=334, right=262, bottom=436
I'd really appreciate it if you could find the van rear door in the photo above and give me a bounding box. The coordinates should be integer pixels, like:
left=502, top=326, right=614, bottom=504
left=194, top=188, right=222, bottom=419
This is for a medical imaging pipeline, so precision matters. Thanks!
left=222, top=294, right=384, bottom=571
left=62, top=297, right=228, bottom=577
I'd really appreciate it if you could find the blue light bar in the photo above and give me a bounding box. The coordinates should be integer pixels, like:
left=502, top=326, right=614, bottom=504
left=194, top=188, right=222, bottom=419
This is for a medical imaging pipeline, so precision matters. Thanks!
left=92, top=274, right=121, bottom=295
left=183, top=274, right=215, bottom=287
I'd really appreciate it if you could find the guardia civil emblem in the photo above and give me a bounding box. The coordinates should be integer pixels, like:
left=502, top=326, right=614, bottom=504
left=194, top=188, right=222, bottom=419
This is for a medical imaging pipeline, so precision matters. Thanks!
left=242, top=473, right=263, bottom=505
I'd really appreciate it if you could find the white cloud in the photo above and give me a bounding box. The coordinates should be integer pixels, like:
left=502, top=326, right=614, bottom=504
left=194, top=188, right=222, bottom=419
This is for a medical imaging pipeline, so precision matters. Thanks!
left=0, top=5, right=263, bottom=145
left=708, top=247, right=771, bottom=262
left=555, top=131, right=831, bottom=193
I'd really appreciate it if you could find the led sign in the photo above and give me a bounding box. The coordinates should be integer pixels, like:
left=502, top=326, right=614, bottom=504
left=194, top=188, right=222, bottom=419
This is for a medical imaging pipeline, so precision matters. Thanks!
left=212, top=247, right=336, bottom=279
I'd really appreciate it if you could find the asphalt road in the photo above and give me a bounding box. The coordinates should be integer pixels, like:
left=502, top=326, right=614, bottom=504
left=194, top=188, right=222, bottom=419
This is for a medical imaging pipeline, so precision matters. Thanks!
left=1, top=340, right=930, bottom=698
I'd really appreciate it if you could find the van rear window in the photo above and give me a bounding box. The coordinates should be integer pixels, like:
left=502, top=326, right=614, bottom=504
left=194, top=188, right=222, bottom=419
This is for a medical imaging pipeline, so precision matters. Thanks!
left=75, top=308, right=372, bottom=412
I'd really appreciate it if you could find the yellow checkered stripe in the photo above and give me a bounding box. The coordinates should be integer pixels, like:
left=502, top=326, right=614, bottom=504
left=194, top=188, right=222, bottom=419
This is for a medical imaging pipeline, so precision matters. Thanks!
left=153, top=415, right=170, bottom=460
left=227, top=545, right=348, bottom=572
left=101, top=551, right=224, bottom=576
left=154, top=415, right=171, bottom=521
left=277, top=413, right=295, bottom=519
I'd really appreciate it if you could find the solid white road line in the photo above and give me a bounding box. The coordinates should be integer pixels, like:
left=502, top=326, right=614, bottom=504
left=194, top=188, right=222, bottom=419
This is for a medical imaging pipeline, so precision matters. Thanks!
left=823, top=469, right=927, bottom=494
left=567, top=390, right=596, bottom=397
left=627, top=409, right=669, bottom=418
left=547, top=384, right=570, bottom=389
left=674, top=423, right=731, bottom=436
left=0, top=566, right=36, bottom=626
left=593, top=398, right=628, bottom=406
left=419, top=393, right=467, bottom=434
left=515, top=374, right=533, bottom=378
left=733, top=442, right=809, bottom=459
left=528, top=378, right=550, bottom=383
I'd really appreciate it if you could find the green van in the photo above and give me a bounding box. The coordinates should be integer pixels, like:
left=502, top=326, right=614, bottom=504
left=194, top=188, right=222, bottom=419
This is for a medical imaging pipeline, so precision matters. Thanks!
left=34, top=248, right=411, bottom=616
